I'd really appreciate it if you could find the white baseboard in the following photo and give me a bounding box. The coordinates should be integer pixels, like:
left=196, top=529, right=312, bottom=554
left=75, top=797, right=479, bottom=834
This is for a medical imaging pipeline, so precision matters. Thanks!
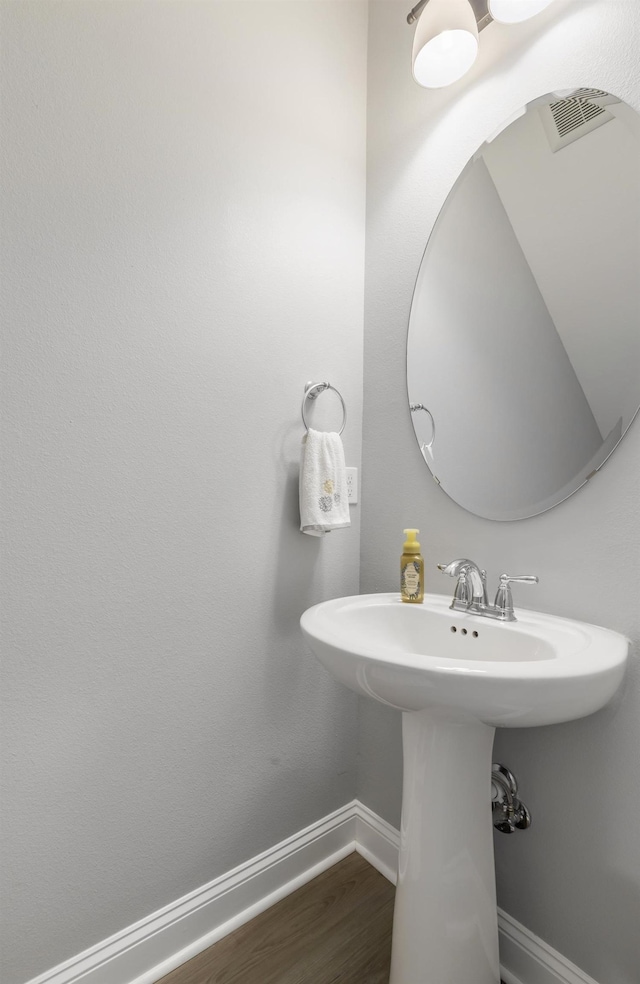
left=498, top=909, right=600, bottom=984
left=354, top=800, right=400, bottom=885
left=25, top=801, right=359, bottom=984
left=25, top=800, right=600, bottom=984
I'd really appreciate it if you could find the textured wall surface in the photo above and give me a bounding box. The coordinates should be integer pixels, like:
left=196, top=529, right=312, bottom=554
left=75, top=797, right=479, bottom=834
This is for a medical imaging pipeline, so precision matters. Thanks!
left=4, top=2, right=640, bottom=982
left=360, top=1, right=640, bottom=981
left=0, top=3, right=366, bottom=981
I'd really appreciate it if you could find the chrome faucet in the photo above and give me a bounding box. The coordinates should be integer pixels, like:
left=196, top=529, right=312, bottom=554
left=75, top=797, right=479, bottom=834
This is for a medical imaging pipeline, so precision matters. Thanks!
left=438, top=559, right=538, bottom=622
left=438, top=558, right=488, bottom=607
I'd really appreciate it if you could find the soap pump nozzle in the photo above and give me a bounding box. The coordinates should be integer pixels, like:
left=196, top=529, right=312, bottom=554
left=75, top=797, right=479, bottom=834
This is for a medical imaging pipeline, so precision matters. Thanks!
left=403, top=528, right=421, bottom=553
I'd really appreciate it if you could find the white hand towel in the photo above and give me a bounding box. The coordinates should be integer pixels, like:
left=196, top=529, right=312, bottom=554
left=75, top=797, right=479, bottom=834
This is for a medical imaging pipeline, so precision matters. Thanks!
left=299, top=428, right=350, bottom=536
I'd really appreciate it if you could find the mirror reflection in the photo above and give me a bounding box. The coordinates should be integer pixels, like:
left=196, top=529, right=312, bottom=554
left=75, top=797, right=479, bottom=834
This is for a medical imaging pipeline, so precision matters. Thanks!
left=407, top=88, right=640, bottom=520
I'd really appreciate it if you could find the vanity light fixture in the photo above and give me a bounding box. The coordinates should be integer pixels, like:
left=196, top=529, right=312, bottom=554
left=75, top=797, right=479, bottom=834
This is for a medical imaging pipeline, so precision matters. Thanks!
left=410, top=0, right=479, bottom=89
left=407, top=0, right=556, bottom=88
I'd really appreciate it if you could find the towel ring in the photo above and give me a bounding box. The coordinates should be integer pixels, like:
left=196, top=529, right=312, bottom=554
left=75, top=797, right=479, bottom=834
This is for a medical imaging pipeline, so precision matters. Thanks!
left=302, top=382, right=347, bottom=436
left=410, top=403, right=435, bottom=457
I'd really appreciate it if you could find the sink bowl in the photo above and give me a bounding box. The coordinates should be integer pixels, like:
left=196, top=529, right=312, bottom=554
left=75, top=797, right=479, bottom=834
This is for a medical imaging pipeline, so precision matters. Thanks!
left=300, top=592, right=628, bottom=727
left=300, top=592, right=628, bottom=984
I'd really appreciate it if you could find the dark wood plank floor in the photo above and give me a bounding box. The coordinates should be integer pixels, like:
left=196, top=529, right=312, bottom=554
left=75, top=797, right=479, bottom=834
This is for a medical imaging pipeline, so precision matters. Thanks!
left=157, top=852, right=395, bottom=984
left=158, top=852, right=508, bottom=984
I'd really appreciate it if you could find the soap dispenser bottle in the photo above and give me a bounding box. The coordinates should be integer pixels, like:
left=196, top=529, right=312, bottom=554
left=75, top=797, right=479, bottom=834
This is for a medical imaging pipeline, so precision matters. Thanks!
left=401, top=528, right=424, bottom=604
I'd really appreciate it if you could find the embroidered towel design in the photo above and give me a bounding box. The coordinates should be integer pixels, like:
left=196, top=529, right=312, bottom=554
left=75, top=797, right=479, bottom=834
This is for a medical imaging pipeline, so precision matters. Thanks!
left=299, top=429, right=350, bottom=536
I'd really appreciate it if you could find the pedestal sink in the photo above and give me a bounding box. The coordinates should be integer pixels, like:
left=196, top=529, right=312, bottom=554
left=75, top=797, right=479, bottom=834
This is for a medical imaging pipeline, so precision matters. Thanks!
left=300, top=593, right=628, bottom=984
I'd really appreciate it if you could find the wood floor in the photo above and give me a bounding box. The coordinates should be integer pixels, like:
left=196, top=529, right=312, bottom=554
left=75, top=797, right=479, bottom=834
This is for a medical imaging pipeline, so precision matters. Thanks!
left=157, top=852, right=395, bottom=984
left=157, top=852, right=508, bottom=984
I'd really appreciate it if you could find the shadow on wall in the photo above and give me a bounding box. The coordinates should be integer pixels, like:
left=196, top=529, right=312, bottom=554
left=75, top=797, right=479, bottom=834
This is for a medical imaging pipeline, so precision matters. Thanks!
left=593, top=863, right=640, bottom=982
left=270, top=452, right=318, bottom=633
left=268, top=414, right=355, bottom=635
left=265, top=442, right=353, bottom=692
left=493, top=661, right=639, bottom=981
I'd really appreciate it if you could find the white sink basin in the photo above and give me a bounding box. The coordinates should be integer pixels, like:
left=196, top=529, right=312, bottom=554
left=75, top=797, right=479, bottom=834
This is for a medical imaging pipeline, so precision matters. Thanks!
left=300, top=592, right=628, bottom=984
left=300, top=592, right=628, bottom=727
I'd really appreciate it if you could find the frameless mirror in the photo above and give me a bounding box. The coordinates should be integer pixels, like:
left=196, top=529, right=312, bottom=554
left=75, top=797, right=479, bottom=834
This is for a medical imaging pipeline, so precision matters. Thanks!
left=407, top=88, right=640, bottom=520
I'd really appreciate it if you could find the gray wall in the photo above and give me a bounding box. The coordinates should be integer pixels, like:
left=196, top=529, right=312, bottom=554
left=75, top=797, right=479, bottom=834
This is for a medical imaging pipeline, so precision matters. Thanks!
left=0, top=3, right=366, bottom=982
left=361, top=1, right=640, bottom=982
left=4, top=2, right=640, bottom=983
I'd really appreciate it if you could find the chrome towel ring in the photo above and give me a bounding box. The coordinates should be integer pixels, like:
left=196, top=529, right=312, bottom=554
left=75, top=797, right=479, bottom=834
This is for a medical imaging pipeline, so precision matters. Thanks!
left=302, top=381, right=347, bottom=435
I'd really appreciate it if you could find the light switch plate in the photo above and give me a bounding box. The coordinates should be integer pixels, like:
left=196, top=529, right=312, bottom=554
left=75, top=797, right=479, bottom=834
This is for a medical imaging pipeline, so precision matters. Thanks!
left=346, top=467, right=358, bottom=504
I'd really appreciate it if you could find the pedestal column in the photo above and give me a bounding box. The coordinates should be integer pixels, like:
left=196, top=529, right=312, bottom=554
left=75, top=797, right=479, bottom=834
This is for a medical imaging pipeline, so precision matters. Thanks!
left=389, top=710, right=500, bottom=984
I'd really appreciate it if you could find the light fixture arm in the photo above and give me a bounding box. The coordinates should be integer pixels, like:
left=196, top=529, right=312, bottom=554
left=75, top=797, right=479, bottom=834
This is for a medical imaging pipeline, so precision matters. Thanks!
left=407, top=0, right=430, bottom=25
left=407, top=0, right=493, bottom=31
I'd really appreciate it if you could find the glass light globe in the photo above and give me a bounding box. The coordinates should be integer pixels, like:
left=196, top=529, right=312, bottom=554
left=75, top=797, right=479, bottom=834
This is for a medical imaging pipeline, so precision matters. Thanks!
left=413, top=30, right=479, bottom=88
left=412, top=0, right=479, bottom=89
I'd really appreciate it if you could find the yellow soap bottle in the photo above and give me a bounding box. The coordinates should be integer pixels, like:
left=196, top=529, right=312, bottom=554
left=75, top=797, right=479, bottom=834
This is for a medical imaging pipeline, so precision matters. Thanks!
left=401, top=528, right=424, bottom=604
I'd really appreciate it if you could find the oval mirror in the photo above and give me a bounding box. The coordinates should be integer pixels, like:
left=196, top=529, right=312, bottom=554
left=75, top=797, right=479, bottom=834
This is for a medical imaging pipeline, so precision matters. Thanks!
left=407, top=88, right=640, bottom=520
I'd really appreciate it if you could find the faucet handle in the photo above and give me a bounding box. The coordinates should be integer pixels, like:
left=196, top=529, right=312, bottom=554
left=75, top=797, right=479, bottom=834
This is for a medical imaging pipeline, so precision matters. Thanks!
left=494, top=573, right=539, bottom=616
left=499, top=574, right=539, bottom=586
left=453, top=571, right=473, bottom=606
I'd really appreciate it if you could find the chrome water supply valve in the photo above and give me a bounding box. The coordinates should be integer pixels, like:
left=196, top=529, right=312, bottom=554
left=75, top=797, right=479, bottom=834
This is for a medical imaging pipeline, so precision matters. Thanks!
left=491, top=764, right=531, bottom=834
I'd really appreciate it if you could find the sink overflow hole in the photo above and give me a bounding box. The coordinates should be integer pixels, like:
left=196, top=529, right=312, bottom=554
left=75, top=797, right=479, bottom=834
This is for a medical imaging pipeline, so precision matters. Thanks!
left=449, top=625, right=479, bottom=638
